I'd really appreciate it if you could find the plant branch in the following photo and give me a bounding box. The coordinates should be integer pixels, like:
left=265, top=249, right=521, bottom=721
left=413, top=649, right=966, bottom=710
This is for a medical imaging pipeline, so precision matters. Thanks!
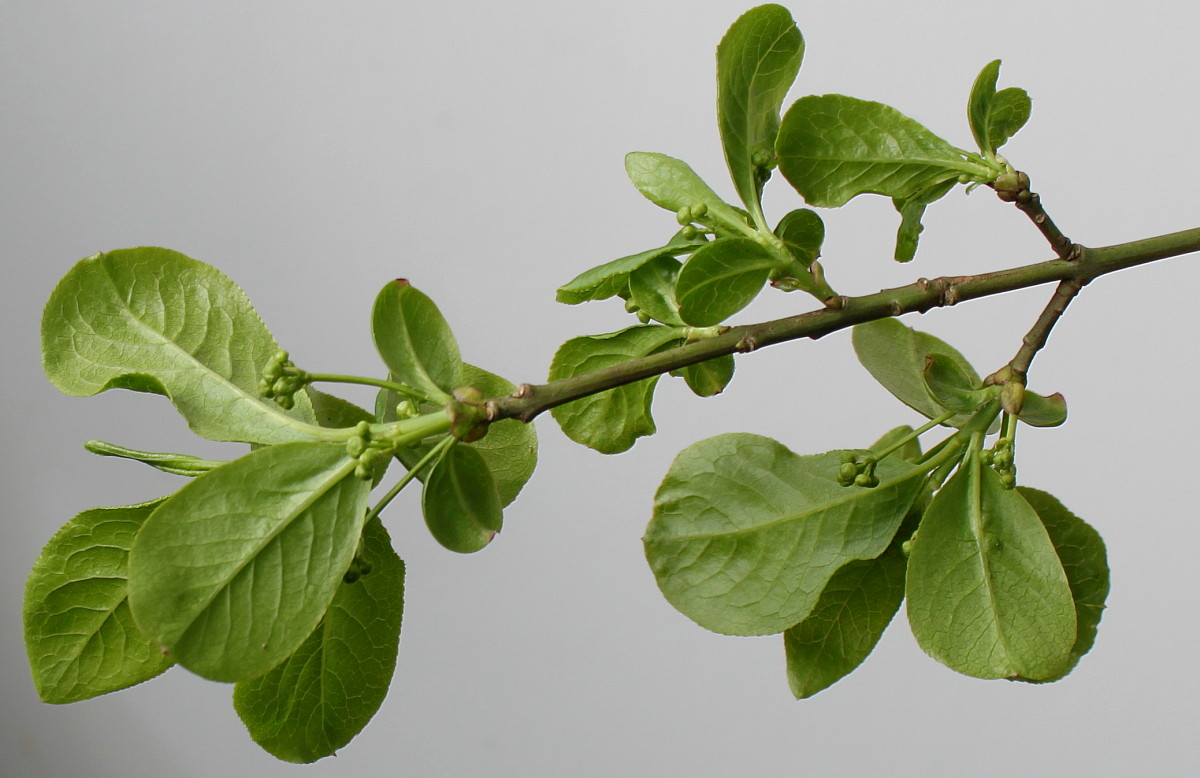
left=1007, top=278, right=1086, bottom=378
left=992, top=171, right=1079, bottom=260
left=488, top=226, right=1200, bottom=424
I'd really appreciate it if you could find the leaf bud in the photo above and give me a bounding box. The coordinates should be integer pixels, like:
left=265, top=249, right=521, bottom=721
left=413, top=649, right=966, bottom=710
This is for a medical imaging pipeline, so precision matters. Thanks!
left=1000, top=381, right=1026, bottom=416
left=751, top=149, right=776, bottom=169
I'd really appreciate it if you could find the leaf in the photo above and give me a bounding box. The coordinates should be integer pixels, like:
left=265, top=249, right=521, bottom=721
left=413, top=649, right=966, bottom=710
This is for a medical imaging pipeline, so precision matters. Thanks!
left=869, top=425, right=922, bottom=464
left=777, top=95, right=995, bottom=207
left=1014, top=488, right=1109, bottom=682
left=372, top=279, right=462, bottom=402
left=773, top=208, right=824, bottom=266
left=783, top=541, right=906, bottom=698
left=628, top=255, right=685, bottom=326
left=852, top=318, right=982, bottom=426
left=716, top=3, right=804, bottom=216
left=41, top=248, right=324, bottom=445
left=922, top=352, right=991, bottom=414
left=906, top=456, right=1077, bottom=680
left=24, top=499, right=174, bottom=704
left=967, top=59, right=1002, bottom=155
left=383, top=364, right=538, bottom=507
left=967, top=59, right=1030, bottom=155
left=675, top=238, right=781, bottom=326
left=892, top=179, right=955, bottom=263
left=233, top=517, right=405, bottom=763
left=127, top=442, right=370, bottom=682
left=987, top=88, right=1031, bottom=152
left=1016, top=389, right=1067, bottom=428
left=644, top=433, right=926, bottom=636
left=423, top=444, right=504, bottom=553
left=624, top=152, right=751, bottom=237
left=549, top=325, right=684, bottom=454
left=677, top=354, right=735, bottom=398
left=306, top=388, right=373, bottom=429
left=555, top=241, right=707, bottom=305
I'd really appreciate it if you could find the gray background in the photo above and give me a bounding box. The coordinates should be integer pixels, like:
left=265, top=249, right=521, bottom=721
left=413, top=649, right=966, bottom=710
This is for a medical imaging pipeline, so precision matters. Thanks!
left=3, top=1, right=1198, bottom=775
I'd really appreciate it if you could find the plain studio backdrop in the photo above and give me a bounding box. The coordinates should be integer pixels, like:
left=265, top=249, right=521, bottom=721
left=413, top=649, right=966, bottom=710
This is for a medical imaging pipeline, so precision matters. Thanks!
left=3, top=1, right=1197, bottom=776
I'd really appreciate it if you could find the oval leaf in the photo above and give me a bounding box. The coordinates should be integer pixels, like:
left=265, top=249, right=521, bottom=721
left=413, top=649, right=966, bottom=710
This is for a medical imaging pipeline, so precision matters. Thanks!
left=423, top=444, right=504, bottom=553
left=628, top=255, right=685, bottom=326
left=717, top=3, right=804, bottom=216
left=645, top=433, right=926, bottom=636
left=675, top=238, right=780, bottom=326
left=372, top=280, right=462, bottom=402
left=42, top=248, right=324, bottom=445
left=233, top=517, right=405, bottom=763
left=777, top=95, right=994, bottom=207
left=906, top=456, right=1077, bottom=680
left=1017, top=389, right=1067, bottom=427
left=24, top=499, right=175, bottom=704
left=774, top=208, right=825, bottom=266
left=624, top=152, right=751, bottom=237
left=556, top=241, right=707, bottom=305
left=1014, top=487, right=1109, bottom=682
left=968, top=59, right=1002, bottom=154
left=676, top=354, right=735, bottom=398
left=987, top=87, right=1032, bottom=152
left=549, top=325, right=684, bottom=454
left=852, top=318, right=982, bottom=426
left=923, top=352, right=991, bottom=414
left=127, top=442, right=370, bottom=682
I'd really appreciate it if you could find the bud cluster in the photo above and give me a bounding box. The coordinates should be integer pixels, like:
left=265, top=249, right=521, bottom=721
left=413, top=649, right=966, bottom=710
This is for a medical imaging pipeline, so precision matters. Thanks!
left=258, top=350, right=309, bottom=410
left=342, top=553, right=374, bottom=584
left=838, top=451, right=879, bottom=488
left=346, top=421, right=399, bottom=481
left=982, top=437, right=1017, bottom=489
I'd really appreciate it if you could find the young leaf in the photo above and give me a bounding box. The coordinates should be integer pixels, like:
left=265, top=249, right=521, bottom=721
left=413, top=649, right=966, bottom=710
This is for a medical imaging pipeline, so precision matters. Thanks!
left=967, top=59, right=1002, bottom=155
left=676, top=354, right=736, bottom=398
left=555, top=241, right=708, bottom=305
left=1016, top=389, right=1067, bottom=427
left=549, top=325, right=684, bottom=454
left=423, top=444, right=504, bottom=553
left=675, top=238, right=781, bottom=326
left=716, top=3, right=804, bottom=218
left=777, top=95, right=995, bottom=207
left=41, top=248, right=325, bottom=445
left=624, top=152, right=752, bottom=237
left=923, top=352, right=991, bottom=414
left=24, top=499, right=174, bottom=704
left=906, top=455, right=1077, bottom=680
left=774, top=208, right=824, bottom=266
left=987, top=87, right=1032, bottom=153
left=127, top=442, right=370, bottom=682
left=892, top=179, right=955, bottom=263
left=645, top=434, right=926, bottom=636
left=233, top=517, right=405, bottom=763
left=383, top=364, right=538, bottom=507
left=852, top=318, right=982, bottom=426
left=372, top=279, right=462, bottom=402
left=783, top=541, right=906, bottom=699
left=1015, top=488, right=1109, bottom=682
left=628, top=256, right=685, bottom=326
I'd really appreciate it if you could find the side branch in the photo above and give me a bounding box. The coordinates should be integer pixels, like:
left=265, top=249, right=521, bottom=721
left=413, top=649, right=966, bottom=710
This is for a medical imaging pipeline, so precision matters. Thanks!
left=488, top=226, right=1200, bottom=424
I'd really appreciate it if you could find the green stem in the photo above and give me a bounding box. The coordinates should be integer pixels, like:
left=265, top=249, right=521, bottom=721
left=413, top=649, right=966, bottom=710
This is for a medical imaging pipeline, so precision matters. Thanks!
left=306, top=373, right=431, bottom=403
left=874, top=411, right=955, bottom=462
left=365, top=435, right=456, bottom=524
left=1007, top=278, right=1086, bottom=378
left=489, top=226, right=1200, bottom=424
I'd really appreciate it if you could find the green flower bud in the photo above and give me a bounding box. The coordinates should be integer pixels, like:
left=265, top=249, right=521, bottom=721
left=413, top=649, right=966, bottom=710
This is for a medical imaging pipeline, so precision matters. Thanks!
left=625, top=298, right=640, bottom=314
left=342, top=568, right=361, bottom=584
left=357, top=559, right=373, bottom=577
left=751, top=149, right=776, bottom=169
left=355, top=421, right=371, bottom=438
left=676, top=206, right=693, bottom=226
left=854, top=473, right=878, bottom=488
left=346, top=436, right=366, bottom=458
left=636, top=311, right=652, bottom=324
left=839, top=462, right=858, bottom=482
left=690, top=202, right=708, bottom=218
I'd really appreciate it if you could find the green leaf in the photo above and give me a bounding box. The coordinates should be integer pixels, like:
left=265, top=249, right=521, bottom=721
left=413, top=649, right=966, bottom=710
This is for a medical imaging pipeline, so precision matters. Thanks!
left=716, top=3, right=804, bottom=217
left=1016, top=389, right=1067, bottom=427
left=423, top=444, right=504, bottom=553
left=773, top=208, right=824, bottom=266
left=675, top=238, right=781, bottom=326
left=24, top=499, right=175, bottom=704
left=628, top=256, right=685, bottom=326
left=987, top=87, right=1032, bottom=152
left=41, top=248, right=325, bottom=445
left=869, top=425, right=922, bottom=463
left=555, top=241, right=707, bottom=305
left=549, top=325, right=684, bottom=454
left=906, top=455, right=1077, bottom=680
left=127, top=442, right=370, bottom=682
left=644, top=434, right=926, bottom=636
left=967, top=59, right=1002, bottom=155
left=922, top=352, right=992, bottom=414
left=852, top=318, right=982, bottom=427
left=306, top=388, right=373, bottom=429
left=676, top=354, right=735, bottom=398
left=967, top=60, right=1030, bottom=155
left=624, top=152, right=752, bottom=237
left=233, top=517, right=405, bottom=763
left=892, top=179, right=955, bottom=263
left=783, top=541, right=906, bottom=699
left=777, top=95, right=995, bottom=207
left=1015, top=488, right=1109, bottom=682
left=371, top=279, right=462, bottom=402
